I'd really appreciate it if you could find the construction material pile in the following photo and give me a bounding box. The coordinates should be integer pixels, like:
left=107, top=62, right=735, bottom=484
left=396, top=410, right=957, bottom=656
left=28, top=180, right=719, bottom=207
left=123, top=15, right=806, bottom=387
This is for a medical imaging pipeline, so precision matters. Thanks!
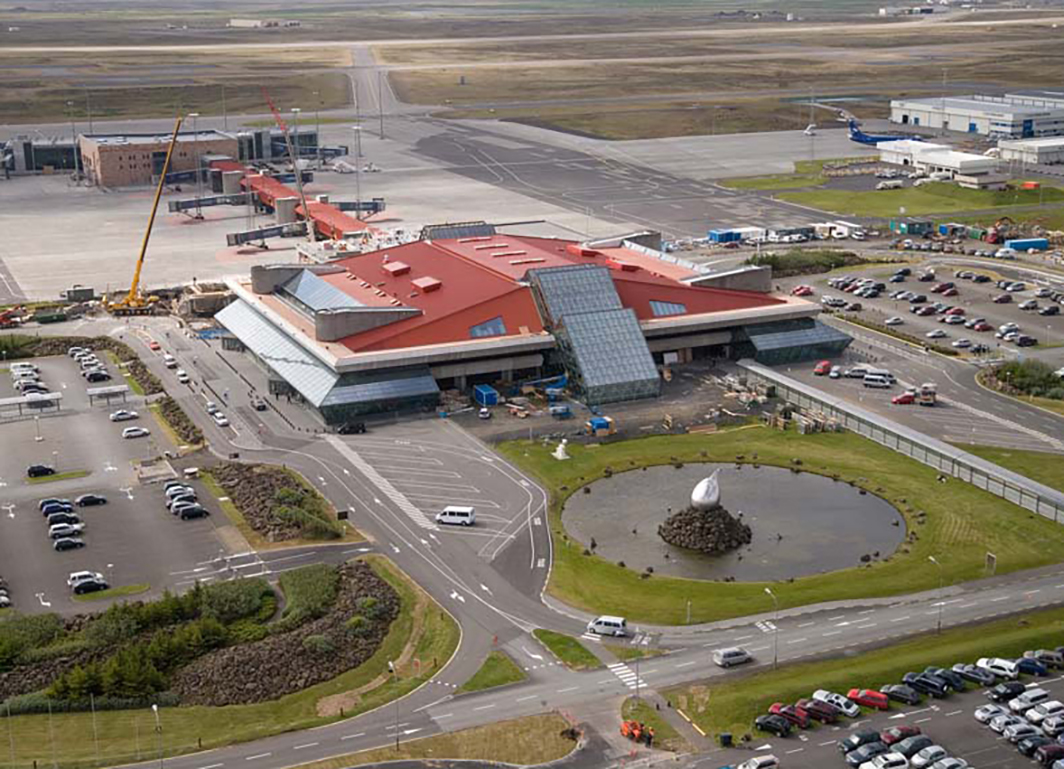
left=658, top=504, right=751, bottom=555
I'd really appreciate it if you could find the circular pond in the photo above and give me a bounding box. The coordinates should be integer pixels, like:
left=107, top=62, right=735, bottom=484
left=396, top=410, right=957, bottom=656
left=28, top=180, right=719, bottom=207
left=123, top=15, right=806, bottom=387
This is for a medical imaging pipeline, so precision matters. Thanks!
left=562, top=463, right=905, bottom=582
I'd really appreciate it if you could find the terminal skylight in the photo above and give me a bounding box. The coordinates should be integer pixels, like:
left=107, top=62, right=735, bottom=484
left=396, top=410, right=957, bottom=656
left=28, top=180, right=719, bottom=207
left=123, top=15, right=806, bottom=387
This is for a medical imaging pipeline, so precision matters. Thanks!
left=469, top=316, right=507, bottom=339
left=649, top=300, right=687, bottom=317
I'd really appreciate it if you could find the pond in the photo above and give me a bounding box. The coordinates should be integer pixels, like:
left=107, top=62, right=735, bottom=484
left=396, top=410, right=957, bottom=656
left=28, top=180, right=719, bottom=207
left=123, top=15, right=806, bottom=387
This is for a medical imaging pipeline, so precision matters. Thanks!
left=562, top=463, right=906, bottom=581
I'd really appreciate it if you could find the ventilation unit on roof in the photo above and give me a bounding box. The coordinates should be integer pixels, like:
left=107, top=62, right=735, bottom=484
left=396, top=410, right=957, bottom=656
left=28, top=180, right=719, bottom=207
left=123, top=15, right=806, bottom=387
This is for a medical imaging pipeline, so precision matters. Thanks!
left=474, top=243, right=507, bottom=250
left=360, top=281, right=371, bottom=288
left=491, top=250, right=527, bottom=258
left=510, top=257, right=546, bottom=265
left=566, top=244, right=601, bottom=257
left=382, top=261, right=411, bottom=276
left=458, top=236, right=493, bottom=243
left=611, top=261, right=640, bottom=272
left=412, top=276, right=442, bottom=293
left=389, top=299, right=402, bottom=306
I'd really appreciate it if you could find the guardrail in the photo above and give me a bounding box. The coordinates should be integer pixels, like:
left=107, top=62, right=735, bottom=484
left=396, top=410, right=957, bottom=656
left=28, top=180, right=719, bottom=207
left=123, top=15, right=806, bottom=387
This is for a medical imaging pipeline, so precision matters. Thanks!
left=738, top=359, right=1064, bottom=523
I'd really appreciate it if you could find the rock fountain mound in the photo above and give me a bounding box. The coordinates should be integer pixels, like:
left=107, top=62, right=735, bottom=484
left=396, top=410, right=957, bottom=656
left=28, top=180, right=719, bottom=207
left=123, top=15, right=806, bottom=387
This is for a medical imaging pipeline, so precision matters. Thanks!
left=657, top=505, right=752, bottom=554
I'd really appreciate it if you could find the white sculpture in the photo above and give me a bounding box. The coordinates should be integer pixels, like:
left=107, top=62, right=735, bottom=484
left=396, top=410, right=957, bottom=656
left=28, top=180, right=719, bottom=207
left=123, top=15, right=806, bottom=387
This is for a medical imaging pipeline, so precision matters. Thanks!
left=552, top=438, right=570, bottom=461
left=691, top=469, right=721, bottom=510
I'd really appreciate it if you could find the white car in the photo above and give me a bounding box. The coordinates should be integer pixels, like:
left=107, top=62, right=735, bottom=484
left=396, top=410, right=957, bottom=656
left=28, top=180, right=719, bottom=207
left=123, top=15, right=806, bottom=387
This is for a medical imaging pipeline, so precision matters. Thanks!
left=812, top=689, right=860, bottom=718
left=1027, top=700, right=1064, bottom=725
left=989, top=713, right=1024, bottom=733
left=974, top=703, right=1007, bottom=724
left=860, top=752, right=908, bottom=769
left=930, top=760, right=967, bottom=769
left=911, top=746, right=948, bottom=769
left=122, top=426, right=151, bottom=439
left=925, top=329, right=947, bottom=339
left=176, top=369, right=190, bottom=384
left=48, top=522, right=85, bottom=539
left=951, top=339, right=972, bottom=349
left=212, top=411, right=230, bottom=427
left=205, top=401, right=219, bottom=415
left=1042, top=714, right=1064, bottom=737
left=885, top=317, right=904, bottom=326
left=978, top=657, right=1019, bottom=679
left=67, top=570, right=103, bottom=587
left=829, top=366, right=842, bottom=379
left=109, top=410, right=139, bottom=422
left=1004, top=721, right=1039, bottom=743
left=163, top=354, right=177, bottom=369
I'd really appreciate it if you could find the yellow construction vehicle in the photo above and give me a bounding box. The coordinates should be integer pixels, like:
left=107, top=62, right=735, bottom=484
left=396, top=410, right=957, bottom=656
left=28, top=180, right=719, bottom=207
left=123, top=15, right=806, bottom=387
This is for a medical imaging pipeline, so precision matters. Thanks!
left=105, top=116, right=183, bottom=316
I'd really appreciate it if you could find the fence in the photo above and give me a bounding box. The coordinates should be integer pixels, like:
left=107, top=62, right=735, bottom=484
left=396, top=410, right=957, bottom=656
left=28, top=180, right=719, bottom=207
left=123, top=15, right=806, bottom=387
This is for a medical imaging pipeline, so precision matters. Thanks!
left=739, top=359, right=1064, bottom=523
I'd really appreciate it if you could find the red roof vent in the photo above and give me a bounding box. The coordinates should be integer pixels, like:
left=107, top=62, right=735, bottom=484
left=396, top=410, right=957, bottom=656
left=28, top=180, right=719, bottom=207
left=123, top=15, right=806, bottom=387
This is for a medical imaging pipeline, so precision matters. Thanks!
left=412, top=276, right=442, bottom=293
left=383, top=261, right=411, bottom=276
left=610, top=260, right=640, bottom=272
left=567, top=244, right=600, bottom=258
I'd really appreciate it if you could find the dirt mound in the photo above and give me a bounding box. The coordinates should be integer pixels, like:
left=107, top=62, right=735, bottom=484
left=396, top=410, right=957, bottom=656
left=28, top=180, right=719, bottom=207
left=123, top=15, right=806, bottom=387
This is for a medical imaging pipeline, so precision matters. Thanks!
left=657, top=505, right=752, bottom=554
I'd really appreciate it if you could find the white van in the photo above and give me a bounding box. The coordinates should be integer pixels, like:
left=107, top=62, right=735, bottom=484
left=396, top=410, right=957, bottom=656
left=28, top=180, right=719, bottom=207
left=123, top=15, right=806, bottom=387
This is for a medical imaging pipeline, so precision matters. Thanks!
left=713, top=647, right=752, bottom=668
left=863, top=374, right=892, bottom=389
left=435, top=505, right=475, bottom=526
left=1010, top=687, right=1050, bottom=713
left=865, top=368, right=896, bottom=383
left=586, top=615, right=628, bottom=637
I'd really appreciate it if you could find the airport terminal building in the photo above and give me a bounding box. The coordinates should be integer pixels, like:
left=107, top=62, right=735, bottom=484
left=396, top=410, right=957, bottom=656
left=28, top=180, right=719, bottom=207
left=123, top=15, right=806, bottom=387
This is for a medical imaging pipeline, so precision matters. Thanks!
left=215, top=227, right=844, bottom=423
left=890, top=92, right=1064, bottom=139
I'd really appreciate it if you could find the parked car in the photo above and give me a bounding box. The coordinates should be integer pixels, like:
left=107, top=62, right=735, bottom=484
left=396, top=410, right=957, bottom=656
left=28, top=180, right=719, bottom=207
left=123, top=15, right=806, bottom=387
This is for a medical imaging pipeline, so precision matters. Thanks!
left=41, top=502, right=74, bottom=516
left=929, top=759, right=967, bottom=769
left=1034, top=744, right=1064, bottom=766
left=769, top=703, right=809, bottom=729
left=1015, top=657, right=1050, bottom=677
left=848, top=689, right=889, bottom=710
left=881, top=684, right=922, bottom=706
left=46, top=512, right=81, bottom=527
left=994, top=294, right=1013, bottom=303
left=987, top=681, right=1027, bottom=702
left=72, top=578, right=109, bottom=595
left=38, top=497, right=72, bottom=511
left=845, top=742, right=890, bottom=768
left=1028, top=650, right=1064, bottom=669
left=48, top=522, right=85, bottom=539
left=1004, top=721, right=1041, bottom=743
left=1042, top=715, right=1064, bottom=737
left=177, top=505, right=210, bottom=521
left=1040, top=305, right=1061, bottom=316
left=894, top=735, right=934, bottom=759
left=813, top=689, right=860, bottom=717
left=885, top=316, right=904, bottom=326
left=109, top=409, right=139, bottom=422
left=796, top=698, right=839, bottom=723
left=75, top=494, right=107, bottom=507
left=979, top=658, right=1020, bottom=681
left=974, top=703, right=1008, bottom=723
left=989, top=713, right=1025, bottom=733
left=122, top=426, right=151, bottom=439
left=924, top=667, right=965, bottom=691
left=839, top=731, right=883, bottom=755
left=862, top=751, right=909, bottom=769
left=67, top=570, right=103, bottom=587
left=1027, top=701, right=1064, bottom=725
left=1018, top=735, right=1054, bottom=757
left=911, top=745, right=948, bottom=768
left=53, top=537, right=85, bottom=552
left=880, top=725, right=921, bottom=745
left=902, top=672, right=948, bottom=698
left=26, top=464, right=55, bottom=478
left=952, top=663, right=995, bottom=687
left=754, top=714, right=791, bottom=737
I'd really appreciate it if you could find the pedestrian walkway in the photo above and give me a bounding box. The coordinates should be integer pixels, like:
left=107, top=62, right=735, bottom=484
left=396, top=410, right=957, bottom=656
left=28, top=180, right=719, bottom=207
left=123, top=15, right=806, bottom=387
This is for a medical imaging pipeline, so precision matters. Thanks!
left=607, top=661, right=648, bottom=691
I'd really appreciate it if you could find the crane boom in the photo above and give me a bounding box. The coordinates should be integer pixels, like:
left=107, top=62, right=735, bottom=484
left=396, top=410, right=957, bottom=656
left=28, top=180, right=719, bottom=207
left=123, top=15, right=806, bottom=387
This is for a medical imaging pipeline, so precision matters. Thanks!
left=261, top=87, right=314, bottom=243
left=123, top=115, right=183, bottom=307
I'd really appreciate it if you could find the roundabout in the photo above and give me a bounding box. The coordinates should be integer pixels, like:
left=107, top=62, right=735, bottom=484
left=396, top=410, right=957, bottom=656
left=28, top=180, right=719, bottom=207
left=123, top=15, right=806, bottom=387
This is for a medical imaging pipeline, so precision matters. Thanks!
left=562, top=463, right=906, bottom=581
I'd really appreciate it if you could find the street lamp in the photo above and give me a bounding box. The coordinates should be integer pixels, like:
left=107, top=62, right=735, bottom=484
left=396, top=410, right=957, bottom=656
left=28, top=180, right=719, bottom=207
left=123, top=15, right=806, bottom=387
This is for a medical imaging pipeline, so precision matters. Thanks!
left=52, top=450, right=58, bottom=473
left=388, top=661, right=399, bottom=751
left=34, top=415, right=42, bottom=442
left=928, top=556, right=944, bottom=634
left=151, top=703, right=163, bottom=769
left=187, top=112, right=202, bottom=218
left=352, top=126, right=362, bottom=220
left=764, top=587, right=779, bottom=669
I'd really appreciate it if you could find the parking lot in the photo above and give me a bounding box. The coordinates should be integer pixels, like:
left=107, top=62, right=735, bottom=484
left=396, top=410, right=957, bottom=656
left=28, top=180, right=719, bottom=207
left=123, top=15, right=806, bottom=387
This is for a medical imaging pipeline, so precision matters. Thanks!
left=0, top=354, right=231, bottom=614
left=711, top=670, right=1064, bottom=769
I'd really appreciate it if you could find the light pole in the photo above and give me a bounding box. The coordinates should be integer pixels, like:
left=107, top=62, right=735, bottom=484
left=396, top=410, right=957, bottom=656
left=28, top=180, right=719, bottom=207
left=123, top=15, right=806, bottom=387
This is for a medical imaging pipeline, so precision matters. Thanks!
left=389, top=661, right=399, bottom=751
left=34, top=415, right=42, bottom=442
left=52, top=450, right=58, bottom=473
left=188, top=112, right=202, bottom=218
left=928, top=556, right=944, bottom=634
left=352, top=126, right=362, bottom=220
left=151, top=703, right=163, bottom=769
left=764, top=587, right=779, bottom=670
left=291, top=108, right=302, bottom=168
left=313, top=90, right=321, bottom=168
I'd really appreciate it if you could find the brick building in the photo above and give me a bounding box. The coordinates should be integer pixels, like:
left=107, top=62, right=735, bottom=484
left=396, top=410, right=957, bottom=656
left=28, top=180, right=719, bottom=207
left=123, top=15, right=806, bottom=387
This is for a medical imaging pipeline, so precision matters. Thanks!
left=79, top=131, right=238, bottom=187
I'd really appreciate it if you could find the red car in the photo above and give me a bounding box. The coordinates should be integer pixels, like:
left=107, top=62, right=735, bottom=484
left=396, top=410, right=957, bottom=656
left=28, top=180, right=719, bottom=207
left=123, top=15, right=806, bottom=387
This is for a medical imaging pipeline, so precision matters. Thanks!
left=796, top=698, right=839, bottom=723
left=941, top=288, right=959, bottom=297
left=945, top=307, right=965, bottom=316
left=973, top=322, right=993, bottom=332
left=914, top=306, right=936, bottom=316
left=791, top=285, right=814, bottom=297
left=148, top=341, right=161, bottom=351
left=880, top=725, right=921, bottom=745
left=769, top=702, right=811, bottom=728
left=813, top=360, right=832, bottom=376
left=847, top=688, right=890, bottom=710
left=891, top=392, right=915, bottom=405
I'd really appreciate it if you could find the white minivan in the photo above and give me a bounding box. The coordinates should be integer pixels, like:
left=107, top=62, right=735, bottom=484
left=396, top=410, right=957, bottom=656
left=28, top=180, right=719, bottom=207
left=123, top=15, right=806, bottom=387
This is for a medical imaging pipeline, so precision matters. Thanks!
left=1010, top=687, right=1050, bottom=714
left=435, top=505, right=475, bottom=526
left=863, top=374, right=892, bottom=389
left=586, top=615, right=628, bottom=637
left=713, top=647, right=752, bottom=668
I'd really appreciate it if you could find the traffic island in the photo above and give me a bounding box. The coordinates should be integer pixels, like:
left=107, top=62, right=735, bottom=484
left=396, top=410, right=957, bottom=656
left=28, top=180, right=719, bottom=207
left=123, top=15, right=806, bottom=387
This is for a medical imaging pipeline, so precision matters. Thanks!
left=458, top=650, right=527, bottom=694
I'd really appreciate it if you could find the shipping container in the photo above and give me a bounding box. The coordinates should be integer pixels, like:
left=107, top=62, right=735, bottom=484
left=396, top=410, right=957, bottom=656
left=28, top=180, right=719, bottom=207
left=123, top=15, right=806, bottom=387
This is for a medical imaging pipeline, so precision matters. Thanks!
left=473, top=384, right=499, bottom=407
left=1004, top=237, right=1049, bottom=252
left=708, top=229, right=741, bottom=243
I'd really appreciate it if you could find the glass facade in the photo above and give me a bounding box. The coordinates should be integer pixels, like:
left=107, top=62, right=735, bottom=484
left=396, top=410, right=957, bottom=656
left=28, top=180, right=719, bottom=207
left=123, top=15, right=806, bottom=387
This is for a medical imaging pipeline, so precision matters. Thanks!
left=559, top=309, right=661, bottom=405
left=278, top=270, right=363, bottom=315
left=736, top=319, right=852, bottom=365
left=649, top=300, right=687, bottom=317
left=469, top=316, right=507, bottom=339
left=530, top=265, right=623, bottom=323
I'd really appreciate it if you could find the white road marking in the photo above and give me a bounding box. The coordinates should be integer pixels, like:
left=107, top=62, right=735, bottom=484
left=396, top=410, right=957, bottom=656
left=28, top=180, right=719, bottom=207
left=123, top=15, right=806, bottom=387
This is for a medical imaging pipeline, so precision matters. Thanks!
left=891, top=616, right=911, bottom=622
left=245, top=754, right=271, bottom=761
left=474, top=704, right=495, bottom=710
left=556, top=686, right=579, bottom=693
left=340, top=733, right=365, bottom=740
left=293, top=743, right=318, bottom=750
left=516, top=695, right=538, bottom=702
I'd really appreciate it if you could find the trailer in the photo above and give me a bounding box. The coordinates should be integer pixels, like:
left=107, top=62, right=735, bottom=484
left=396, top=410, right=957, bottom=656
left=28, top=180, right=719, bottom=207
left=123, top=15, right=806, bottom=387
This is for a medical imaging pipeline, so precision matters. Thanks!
left=1004, top=237, right=1049, bottom=252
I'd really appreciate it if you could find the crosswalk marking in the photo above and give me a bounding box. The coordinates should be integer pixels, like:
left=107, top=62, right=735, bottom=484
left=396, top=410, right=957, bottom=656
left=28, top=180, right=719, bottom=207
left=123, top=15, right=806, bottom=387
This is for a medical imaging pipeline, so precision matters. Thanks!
left=580, top=632, right=602, bottom=643
left=325, top=436, right=437, bottom=530
left=756, top=620, right=777, bottom=633
left=608, top=662, right=648, bottom=690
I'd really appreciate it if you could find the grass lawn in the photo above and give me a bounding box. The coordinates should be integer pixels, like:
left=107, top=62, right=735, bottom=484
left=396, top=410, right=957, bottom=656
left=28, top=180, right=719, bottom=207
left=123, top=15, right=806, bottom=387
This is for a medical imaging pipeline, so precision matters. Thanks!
left=975, top=369, right=1064, bottom=418
left=959, top=445, right=1064, bottom=494
left=722, top=158, right=868, bottom=191
left=104, top=350, right=144, bottom=396
left=604, top=643, right=667, bottom=662
left=780, top=183, right=1064, bottom=218
left=147, top=402, right=181, bottom=448
left=665, top=605, right=1064, bottom=740
left=201, top=472, right=363, bottom=551
left=288, top=713, right=575, bottom=769
left=457, top=650, right=527, bottom=694
left=1, top=556, right=460, bottom=769
left=621, top=697, right=689, bottom=753
left=533, top=629, right=602, bottom=671
left=73, top=583, right=150, bottom=602
left=498, top=426, right=1064, bottom=625
left=27, top=469, right=90, bottom=485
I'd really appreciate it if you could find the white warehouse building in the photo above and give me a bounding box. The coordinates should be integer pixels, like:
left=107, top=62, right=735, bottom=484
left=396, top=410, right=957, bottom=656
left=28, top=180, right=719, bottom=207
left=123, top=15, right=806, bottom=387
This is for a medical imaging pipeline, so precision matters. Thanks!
left=879, top=140, right=999, bottom=176
left=890, top=92, right=1064, bottom=139
left=998, top=137, right=1064, bottom=165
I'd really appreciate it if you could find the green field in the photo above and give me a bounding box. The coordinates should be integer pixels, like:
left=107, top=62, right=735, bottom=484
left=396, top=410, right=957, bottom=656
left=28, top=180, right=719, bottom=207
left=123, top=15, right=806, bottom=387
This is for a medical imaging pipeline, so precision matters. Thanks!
left=723, top=158, right=869, bottom=191
left=0, top=556, right=460, bottom=769
left=533, top=629, right=602, bottom=670
left=666, top=605, right=1064, bottom=740
left=499, top=426, right=1064, bottom=625
left=73, top=584, right=150, bottom=602
left=458, top=651, right=527, bottom=693
left=780, top=183, right=1064, bottom=218
left=621, top=697, right=688, bottom=752
left=27, top=470, right=91, bottom=485
left=960, top=445, right=1064, bottom=494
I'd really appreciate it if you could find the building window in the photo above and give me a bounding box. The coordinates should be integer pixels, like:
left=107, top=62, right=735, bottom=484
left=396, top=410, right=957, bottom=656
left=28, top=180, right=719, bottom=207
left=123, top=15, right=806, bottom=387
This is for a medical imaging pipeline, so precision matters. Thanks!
left=469, top=316, right=507, bottom=338
left=649, top=300, right=687, bottom=317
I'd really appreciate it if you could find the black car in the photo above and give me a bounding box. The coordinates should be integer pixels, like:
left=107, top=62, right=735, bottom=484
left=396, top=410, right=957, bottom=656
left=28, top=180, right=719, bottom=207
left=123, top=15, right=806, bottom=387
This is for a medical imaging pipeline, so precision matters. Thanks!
left=41, top=502, right=74, bottom=516
left=46, top=512, right=80, bottom=527
left=338, top=422, right=367, bottom=435
left=952, top=663, right=996, bottom=687
left=1019, top=735, right=1054, bottom=757
left=844, top=741, right=889, bottom=767
left=994, top=294, right=1013, bottom=304
left=895, top=268, right=912, bottom=276
left=973, top=274, right=991, bottom=283
left=178, top=505, right=210, bottom=521
left=838, top=731, right=881, bottom=754
left=925, top=666, right=966, bottom=691
left=909, top=294, right=928, bottom=304
left=1040, top=305, right=1061, bottom=316
left=53, top=537, right=85, bottom=552
left=988, top=681, right=1027, bottom=702
left=894, top=735, right=934, bottom=759
left=75, top=494, right=107, bottom=507
left=86, top=371, right=111, bottom=383
left=902, top=672, right=948, bottom=698
left=38, top=497, right=71, bottom=511
left=754, top=714, right=791, bottom=738
left=27, top=465, right=55, bottom=478
left=1016, top=335, right=1038, bottom=347
left=72, top=578, right=108, bottom=595
left=880, top=684, right=922, bottom=706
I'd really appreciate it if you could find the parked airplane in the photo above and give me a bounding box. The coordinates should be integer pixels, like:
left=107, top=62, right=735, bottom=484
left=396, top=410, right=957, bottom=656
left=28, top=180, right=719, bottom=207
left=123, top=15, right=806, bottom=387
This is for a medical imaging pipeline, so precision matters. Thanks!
left=847, top=119, right=920, bottom=146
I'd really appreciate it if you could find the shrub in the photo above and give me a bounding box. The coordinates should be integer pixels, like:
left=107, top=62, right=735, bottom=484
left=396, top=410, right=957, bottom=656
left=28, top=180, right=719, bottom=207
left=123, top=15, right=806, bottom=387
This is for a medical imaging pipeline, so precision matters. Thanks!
left=746, top=249, right=868, bottom=277
left=200, top=579, right=272, bottom=624
left=1, top=691, right=179, bottom=715
left=356, top=596, right=386, bottom=620
left=0, top=613, right=65, bottom=666
left=995, top=359, right=1062, bottom=398
left=276, top=564, right=340, bottom=631
left=345, top=615, right=371, bottom=637
left=302, top=634, right=334, bottom=655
